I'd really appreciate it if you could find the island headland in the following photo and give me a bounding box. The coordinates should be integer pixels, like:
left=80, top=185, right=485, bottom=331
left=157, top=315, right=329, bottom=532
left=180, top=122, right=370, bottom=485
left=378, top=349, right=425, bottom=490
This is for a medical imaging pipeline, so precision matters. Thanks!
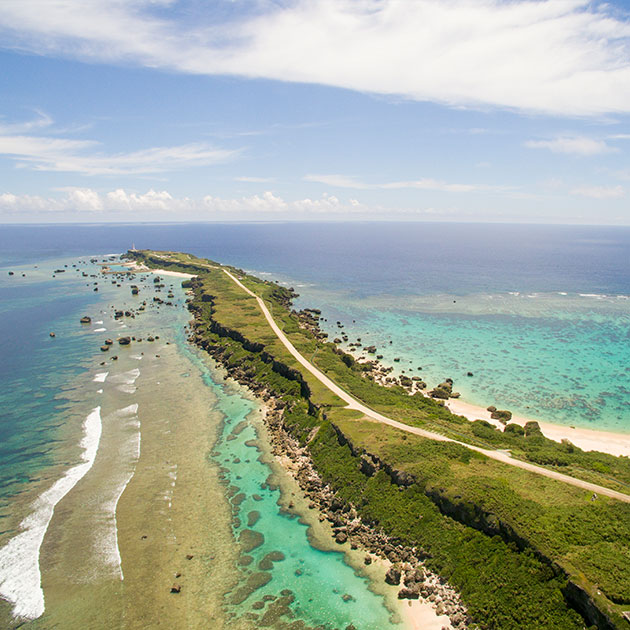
left=127, top=249, right=630, bottom=630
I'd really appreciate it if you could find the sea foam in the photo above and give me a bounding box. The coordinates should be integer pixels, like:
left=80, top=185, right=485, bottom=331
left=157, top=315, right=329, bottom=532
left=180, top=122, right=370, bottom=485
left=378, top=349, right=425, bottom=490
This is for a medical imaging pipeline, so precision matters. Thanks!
left=93, top=372, right=108, bottom=383
left=96, top=404, right=141, bottom=580
left=111, top=368, right=141, bottom=394
left=0, top=407, right=103, bottom=620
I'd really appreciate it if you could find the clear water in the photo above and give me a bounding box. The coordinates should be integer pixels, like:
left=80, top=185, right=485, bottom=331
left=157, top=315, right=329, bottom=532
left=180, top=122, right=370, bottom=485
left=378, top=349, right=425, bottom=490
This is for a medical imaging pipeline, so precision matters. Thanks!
left=199, top=363, right=398, bottom=629
left=0, top=250, right=400, bottom=627
left=0, top=221, right=627, bottom=625
left=1, top=222, right=628, bottom=433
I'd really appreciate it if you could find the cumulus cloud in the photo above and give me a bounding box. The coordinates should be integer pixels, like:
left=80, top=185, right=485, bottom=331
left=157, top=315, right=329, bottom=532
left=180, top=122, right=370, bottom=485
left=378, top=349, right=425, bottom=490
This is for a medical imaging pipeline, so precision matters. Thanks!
left=524, top=136, right=616, bottom=156
left=570, top=185, right=625, bottom=199
left=0, top=1, right=630, bottom=116
left=0, top=188, right=367, bottom=220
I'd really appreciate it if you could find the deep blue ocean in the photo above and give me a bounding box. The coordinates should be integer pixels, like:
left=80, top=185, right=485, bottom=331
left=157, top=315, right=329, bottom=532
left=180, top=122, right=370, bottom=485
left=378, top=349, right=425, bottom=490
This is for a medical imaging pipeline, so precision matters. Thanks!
left=1, top=222, right=629, bottom=296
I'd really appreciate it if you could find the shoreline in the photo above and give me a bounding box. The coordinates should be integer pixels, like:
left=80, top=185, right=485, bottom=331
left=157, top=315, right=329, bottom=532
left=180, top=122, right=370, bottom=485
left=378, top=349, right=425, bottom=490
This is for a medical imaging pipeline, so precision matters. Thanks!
left=132, top=256, right=630, bottom=460
left=445, top=397, right=630, bottom=458
left=128, top=257, right=452, bottom=629
left=259, top=402, right=461, bottom=630
left=347, top=343, right=630, bottom=459
left=130, top=249, right=630, bottom=629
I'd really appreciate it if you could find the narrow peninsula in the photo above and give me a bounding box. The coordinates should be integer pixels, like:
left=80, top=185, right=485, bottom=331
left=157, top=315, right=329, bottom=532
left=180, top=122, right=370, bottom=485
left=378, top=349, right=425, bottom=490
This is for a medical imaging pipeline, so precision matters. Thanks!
left=127, top=249, right=630, bottom=630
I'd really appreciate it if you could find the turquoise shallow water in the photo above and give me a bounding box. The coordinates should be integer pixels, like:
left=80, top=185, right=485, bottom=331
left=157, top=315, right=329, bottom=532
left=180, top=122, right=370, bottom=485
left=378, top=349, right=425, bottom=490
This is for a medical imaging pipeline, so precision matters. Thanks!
left=0, top=254, right=401, bottom=628
left=286, top=288, right=630, bottom=433
left=180, top=347, right=400, bottom=629
left=1, top=222, right=628, bottom=435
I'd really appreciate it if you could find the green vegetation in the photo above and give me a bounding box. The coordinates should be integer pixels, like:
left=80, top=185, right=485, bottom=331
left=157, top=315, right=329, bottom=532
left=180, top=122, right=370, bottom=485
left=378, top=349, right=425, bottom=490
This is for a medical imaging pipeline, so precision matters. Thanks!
left=128, top=250, right=630, bottom=630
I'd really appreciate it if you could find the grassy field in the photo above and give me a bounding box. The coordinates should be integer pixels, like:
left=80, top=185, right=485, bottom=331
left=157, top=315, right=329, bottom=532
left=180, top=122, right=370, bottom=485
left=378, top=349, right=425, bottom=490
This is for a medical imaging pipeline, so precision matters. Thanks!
left=130, top=249, right=630, bottom=630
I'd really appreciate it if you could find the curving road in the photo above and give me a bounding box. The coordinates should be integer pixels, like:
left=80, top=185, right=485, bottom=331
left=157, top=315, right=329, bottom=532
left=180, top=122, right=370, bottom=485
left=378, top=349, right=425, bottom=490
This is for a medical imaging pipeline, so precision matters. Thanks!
left=222, top=269, right=630, bottom=504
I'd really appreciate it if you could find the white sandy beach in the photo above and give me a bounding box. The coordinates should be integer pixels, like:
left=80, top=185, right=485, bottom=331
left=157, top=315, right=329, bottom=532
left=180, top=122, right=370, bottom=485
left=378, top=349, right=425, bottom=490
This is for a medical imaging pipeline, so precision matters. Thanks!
left=122, top=260, right=196, bottom=279
left=445, top=398, right=630, bottom=458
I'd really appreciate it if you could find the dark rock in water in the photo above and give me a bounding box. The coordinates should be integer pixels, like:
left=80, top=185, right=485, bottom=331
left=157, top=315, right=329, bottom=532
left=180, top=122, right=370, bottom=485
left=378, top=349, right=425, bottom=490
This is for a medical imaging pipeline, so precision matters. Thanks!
left=364, top=555, right=372, bottom=565
left=8, top=271, right=14, bottom=276
left=111, top=355, right=118, bottom=360
left=232, top=493, right=246, bottom=506
left=118, top=336, right=131, bottom=345
left=104, top=339, right=113, bottom=345
left=341, top=593, right=354, bottom=602
left=239, top=529, right=264, bottom=552
left=229, top=572, right=272, bottom=605
left=258, top=593, right=295, bottom=626
left=131, top=287, right=139, bottom=295
left=147, top=336, right=155, bottom=342
left=385, top=564, right=402, bottom=585
left=100, top=345, right=109, bottom=352
left=467, top=371, right=474, bottom=377
left=238, top=555, right=254, bottom=566
left=49, top=332, right=56, bottom=338
left=247, top=511, right=261, bottom=527
left=170, top=584, right=181, bottom=594
left=80, top=316, right=91, bottom=324
left=258, top=551, right=286, bottom=570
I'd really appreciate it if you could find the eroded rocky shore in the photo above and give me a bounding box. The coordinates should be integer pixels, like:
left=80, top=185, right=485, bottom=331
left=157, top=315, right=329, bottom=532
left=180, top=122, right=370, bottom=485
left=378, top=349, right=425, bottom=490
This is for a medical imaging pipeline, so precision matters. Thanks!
left=186, top=305, right=471, bottom=630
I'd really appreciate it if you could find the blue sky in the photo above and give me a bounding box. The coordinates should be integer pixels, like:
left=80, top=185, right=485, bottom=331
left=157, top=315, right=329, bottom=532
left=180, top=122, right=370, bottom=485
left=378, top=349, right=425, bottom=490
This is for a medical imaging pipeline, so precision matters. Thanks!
left=0, top=0, right=629, bottom=224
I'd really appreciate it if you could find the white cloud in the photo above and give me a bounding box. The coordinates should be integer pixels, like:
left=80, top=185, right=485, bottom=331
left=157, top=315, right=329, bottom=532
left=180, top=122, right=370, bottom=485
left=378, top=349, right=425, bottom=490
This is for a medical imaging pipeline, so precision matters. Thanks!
left=524, top=136, right=616, bottom=155
left=0, top=128, right=239, bottom=175
left=0, top=1, right=630, bottom=116
left=304, top=174, right=368, bottom=188
left=382, top=178, right=481, bottom=192
left=203, top=191, right=289, bottom=213
left=570, top=185, right=625, bottom=199
left=65, top=187, right=103, bottom=211
left=0, top=188, right=367, bottom=219
left=304, top=173, right=510, bottom=192
left=0, top=110, right=53, bottom=134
